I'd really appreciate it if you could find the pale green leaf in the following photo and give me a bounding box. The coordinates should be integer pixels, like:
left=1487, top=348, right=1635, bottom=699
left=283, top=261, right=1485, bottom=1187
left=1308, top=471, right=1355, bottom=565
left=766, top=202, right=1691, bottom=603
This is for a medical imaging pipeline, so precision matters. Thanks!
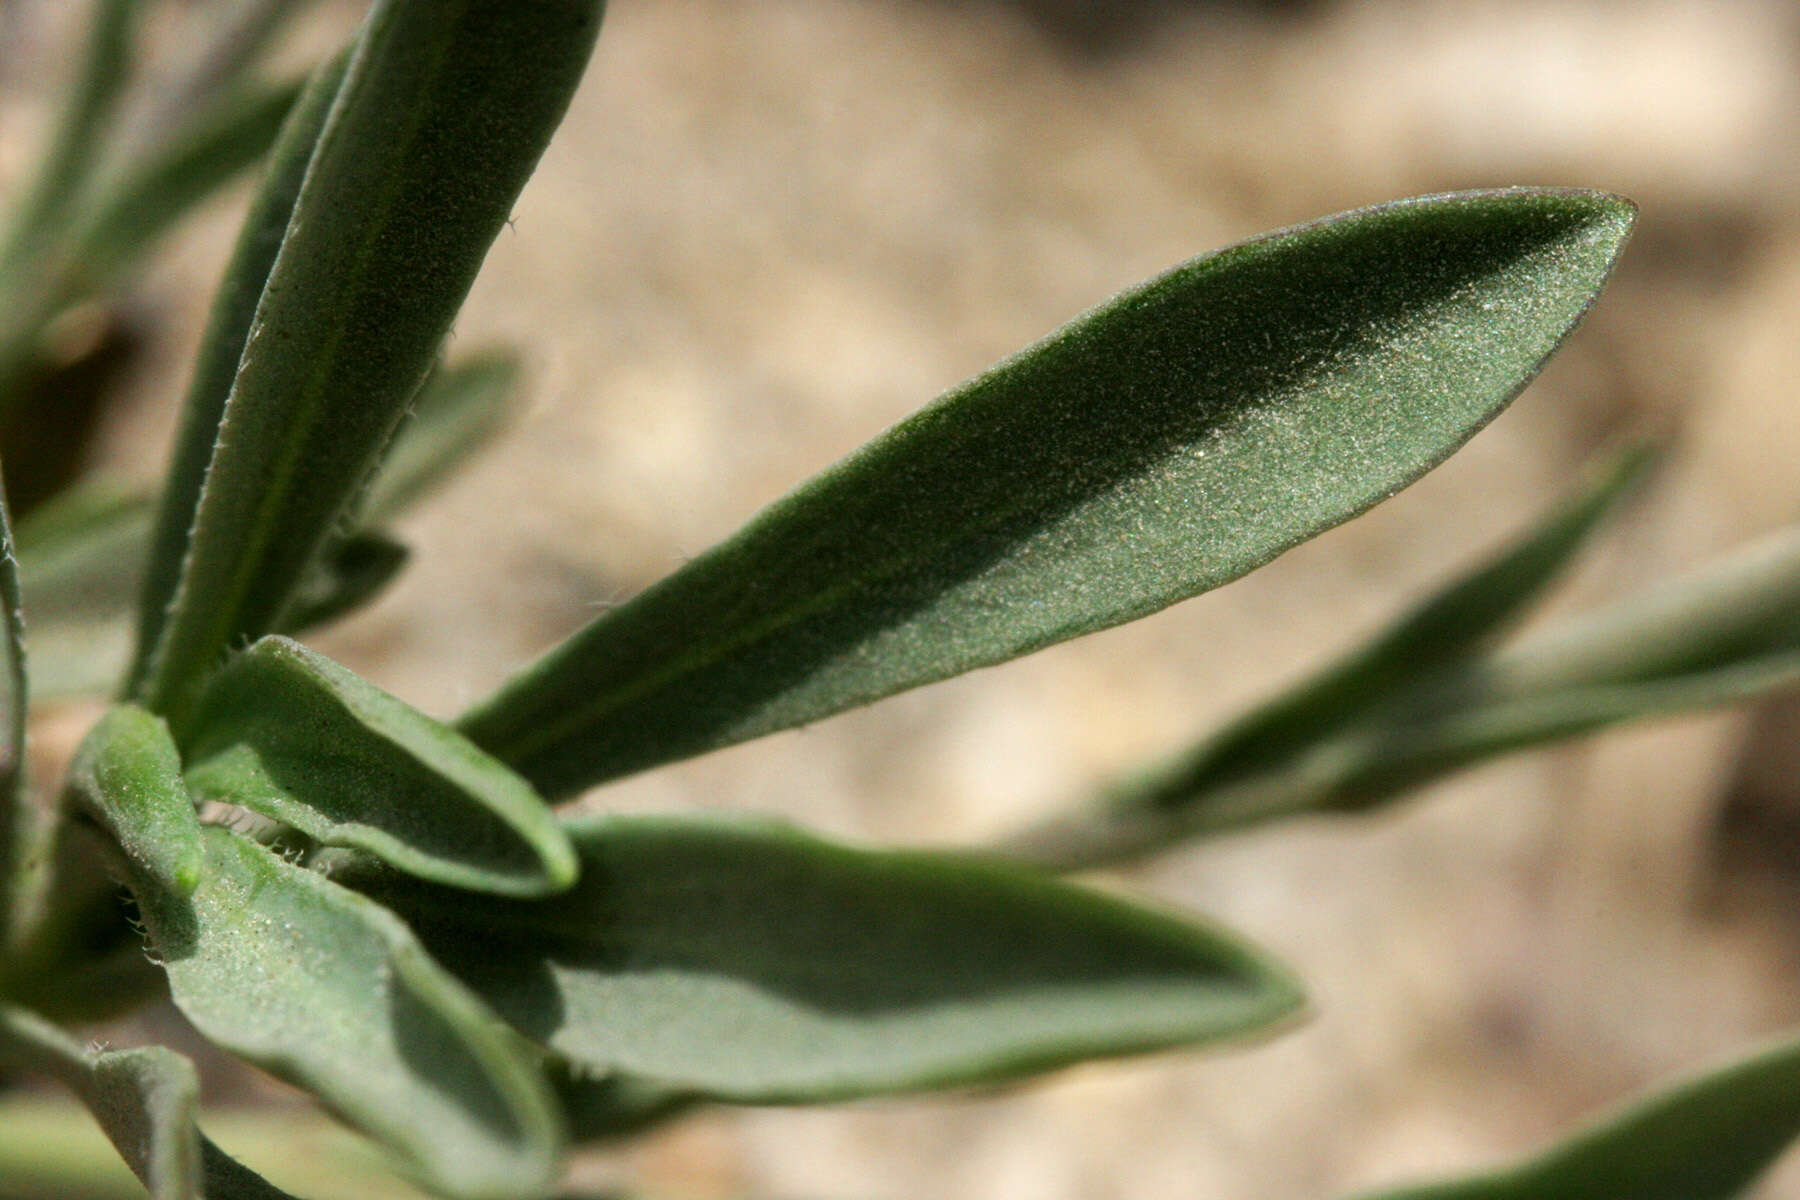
left=1353, top=1034, right=1800, bottom=1199
left=0, top=1003, right=203, bottom=1200
left=458, top=189, right=1637, bottom=800
left=370, top=814, right=1303, bottom=1103
left=121, top=822, right=564, bottom=1200
left=183, top=636, right=576, bottom=897
left=136, top=0, right=606, bottom=731
left=0, top=0, right=136, bottom=276
left=68, top=78, right=302, bottom=289
left=16, top=481, right=150, bottom=622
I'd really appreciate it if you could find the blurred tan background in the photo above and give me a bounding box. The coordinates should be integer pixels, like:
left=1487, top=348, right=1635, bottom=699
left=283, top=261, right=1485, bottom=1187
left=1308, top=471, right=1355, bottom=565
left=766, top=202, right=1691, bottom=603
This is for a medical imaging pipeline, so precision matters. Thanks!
left=7, top=1, right=1800, bottom=1197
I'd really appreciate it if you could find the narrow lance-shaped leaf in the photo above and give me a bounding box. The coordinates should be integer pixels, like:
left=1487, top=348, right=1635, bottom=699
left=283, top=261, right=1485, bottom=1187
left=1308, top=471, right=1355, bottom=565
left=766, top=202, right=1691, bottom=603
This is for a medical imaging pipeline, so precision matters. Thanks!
left=137, top=0, right=606, bottom=731
left=1486, top=524, right=1800, bottom=699
left=367, top=814, right=1303, bottom=1104
left=17, top=481, right=151, bottom=623
left=17, top=484, right=405, bottom=703
left=127, top=50, right=348, bottom=693
left=114, top=820, right=564, bottom=1200
left=0, top=0, right=136, bottom=275
left=0, top=1002, right=203, bottom=1200
left=1274, top=526, right=1800, bottom=829
left=1011, top=524, right=1800, bottom=871
left=1002, top=439, right=1660, bottom=869
left=360, top=350, right=521, bottom=525
left=458, top=189, right=1637, bottom=801
left=1351, top=1033, right=1800, bottom=1200
left=182, top=636, right=576, bottom=897
left=67, top=77, right=303, bottom=292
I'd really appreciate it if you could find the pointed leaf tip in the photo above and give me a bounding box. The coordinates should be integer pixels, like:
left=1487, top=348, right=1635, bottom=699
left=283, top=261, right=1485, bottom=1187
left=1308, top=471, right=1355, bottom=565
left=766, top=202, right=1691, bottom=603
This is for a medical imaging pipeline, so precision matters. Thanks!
left=462, top=187, right=1637, bottom=799
left=375, top=815, right=1303, bottom=1104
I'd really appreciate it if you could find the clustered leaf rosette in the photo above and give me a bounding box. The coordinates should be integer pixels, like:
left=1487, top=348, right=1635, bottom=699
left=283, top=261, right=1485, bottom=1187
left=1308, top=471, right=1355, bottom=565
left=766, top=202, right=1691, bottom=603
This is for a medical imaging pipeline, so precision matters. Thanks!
left=30, top=1, right=1800, bottom=1199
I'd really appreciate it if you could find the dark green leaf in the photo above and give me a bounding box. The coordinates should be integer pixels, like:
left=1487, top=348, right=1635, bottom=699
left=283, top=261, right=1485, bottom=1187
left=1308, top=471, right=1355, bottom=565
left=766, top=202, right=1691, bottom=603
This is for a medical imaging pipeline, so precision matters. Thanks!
left=0, top=1003, right=203, bottom=1200
left=202, top=1140, right=310, bottom=1200
left=128, top=50, right=350, bottom=694
left=68, top=705, right=204, bottom=897
left=183, top=636, right=576, bottom=897
left=136, top=0, right=606, bottom=731
left=1002, top=440, right=1661, bottom=868
left=122, top=822, right=564, bottom=1200
left=362, top=350, right=521, bottom=525
left=548, top=1063, right=700, bottom=1144
left=458, top=189, right=1637, bottom=800
left=371, top=814, right=1302, bottom=1103
left=1352, top=1034, right=1800, bottom=1199
left=278, top=530, right=410, bottom=634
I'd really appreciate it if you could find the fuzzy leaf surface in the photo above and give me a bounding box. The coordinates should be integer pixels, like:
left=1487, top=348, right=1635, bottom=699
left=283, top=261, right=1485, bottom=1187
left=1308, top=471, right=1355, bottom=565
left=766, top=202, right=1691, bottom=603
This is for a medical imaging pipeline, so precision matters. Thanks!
left=459, top=189, right=1636, bottom=799
left=138, top=0, right=605, bottom=729
left=183, top=637, right=575, bottom=897
left=373, top=814, right=1303, bottom=1103
left=0, top=1003, right=203, bottom=1200
left=1354, top=1035, right=1800, bottom=1199
left=123, top=822, right=563, bottom=1200
left=130, top=51, right=350, bottom=692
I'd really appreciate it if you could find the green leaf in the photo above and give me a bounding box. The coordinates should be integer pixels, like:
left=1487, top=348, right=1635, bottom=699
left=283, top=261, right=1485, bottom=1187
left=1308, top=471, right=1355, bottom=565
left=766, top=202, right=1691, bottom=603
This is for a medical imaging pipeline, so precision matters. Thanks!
left=277, top=530, right=410, bottom=635
left=128, top=50, right=350, bottom=693
left=361, top=350, right=521, bottom=525
left=202, top=1141, right=311, bottom=1200
left=457, top=188, right=1637, bottom=800
left=183, top=636, right=576, bottom=897
left=136, top=0, right=606, bottom=731
left=121, top=821, right=564, bottom=1200
left=67, top=78, right=303, bottom=290
left=1485, top=524, right=1800, bottom=702
left=67, top=705, right=205, bottom=897
left=0, top=0, right=136, bottom=276
left=369, top=814, right=1303, bottom=1103
left=1351, top=1034, right=1800, bottom=1200
left=0, top=1003, right=203, bottom=1200
left=16, top=481, right=151, bottom=621
left=1001, top=440, right=1661, bottom=868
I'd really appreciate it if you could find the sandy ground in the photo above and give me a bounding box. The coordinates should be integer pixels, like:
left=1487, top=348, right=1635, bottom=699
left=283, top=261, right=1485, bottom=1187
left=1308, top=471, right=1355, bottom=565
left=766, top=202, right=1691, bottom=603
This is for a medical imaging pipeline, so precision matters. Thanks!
left=8, top=1, right=1800, bottom=1197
